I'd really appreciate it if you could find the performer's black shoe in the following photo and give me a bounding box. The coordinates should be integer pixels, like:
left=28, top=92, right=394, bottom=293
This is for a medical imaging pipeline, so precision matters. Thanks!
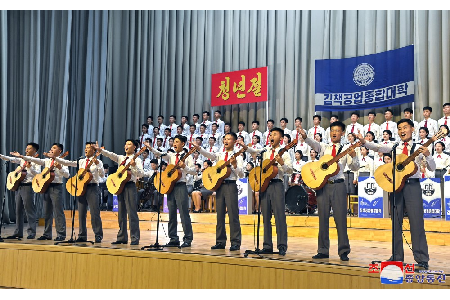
left=37, top=235, right=52, bottom=241
left=54, top=236, right=65, bottom=242
left=260, top=248, right=274, bottom=254
left=416, top=261, right=429, bottom=270
left=27, top=235, right=35, bottom=240
left=312, top=253, right=329, bottom=259
left=229, top=245, right=240, bottom=251
left=111, top=240, right=127, bottom=245
left=95, top=236, right=102, bottom=243
left=180, top=242, right=191, bottom=248
left=165, top=241, right=180, bottom=247
left=130, top=240, right=139, bottom=246
left=339, top=252, right=349, bottom=261
left=75, top=237, right=87, bottom=242
left=5, top=235, right=22, bottom=239
left=211, top=243, right=225, bottom=250
left=279, top=247, right=287, bottom=256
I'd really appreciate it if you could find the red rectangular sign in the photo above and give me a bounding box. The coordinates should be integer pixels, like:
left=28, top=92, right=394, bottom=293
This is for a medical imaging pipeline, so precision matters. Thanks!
left=211, top=66, right=268, bottom=107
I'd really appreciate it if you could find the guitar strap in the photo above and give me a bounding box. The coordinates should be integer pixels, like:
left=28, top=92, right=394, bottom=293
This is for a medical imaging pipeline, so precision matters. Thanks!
left=410, top=143, right=416, bottom=156
left=336, top=144, right=344, bottom=156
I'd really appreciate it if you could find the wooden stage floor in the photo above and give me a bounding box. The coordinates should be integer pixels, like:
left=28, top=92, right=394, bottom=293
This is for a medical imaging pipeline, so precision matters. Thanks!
left=1, top=215, right=449, bottom=289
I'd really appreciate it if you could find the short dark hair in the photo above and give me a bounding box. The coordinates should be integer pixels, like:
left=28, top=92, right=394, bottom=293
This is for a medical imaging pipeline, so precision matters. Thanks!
left=403, top=108, right=413, bottom=114
left=365, top=131, right=375, bottom=140
left=193, top=113, right=200, bottom=118
left=367, top=111, right=376, bottom=116
left=174, top=135, right=187, bottom=144
left=169, top=137, right=174, bottom=141
left=351, top=112, right=360, bottom=118
left=211, top=123, right=218, bottom=127
left=142, top=124, right=149, bottom=129
left=196, top=137, right=203, bottom=142
left=238, top=121, right=246, bottom=126
left=383, top=153, right=392, bottom=159
left=443, top=103, right=450, bottom=108
left=385, top=109, right=393, bottom=114
left=252, top=135, right=261, bottom=143
left=144, top=149, right=150, bottom=154
left=169, top=115, right=176, bottom=119
left=190, top=124, right=196, bottom=129
left=52, top=143, right=64, bottom=152
left=158, top=115, right=164, bottom=119
left=214, top=110, right=221, bottom=115
left=182, top=115, right=189, bottom=120
left=225, top=122, right=231, bottom=127
left=157, top=137, right=163, bottom=142
left=330, top=121, right=345, bottom=132
left=177, top=125, right=183, bottom=130
left=195, top=163, right=202, bottom=169
left=285, top=134, right=292, bottom=143
left=27, top=142, right=39, bottom=152
left=203, top=111, right=210, bottom=116
left=252, top=120, right=260, bottom=125
left=295, top=150, right=303, bottom=156
left=271, top=127, right=284, bottom=137
left=200, top=124, right=207, bottom=129
left=423, top=106, right=432, bottom=112
left=209, top=136, right=217, bottom=142
left=313, top=115, right=322, bottom=121
left=125, top=139, right=139, bottom=152
left=280, top=118, right=288, bottom=123
left=150, top=159, right=159, bottom=164
left=205, top=160, right=213, bottom=167
left=226, top=132, right=238, bottom=141
left=164, top=128, right=171, bottom=133
left=267, top=119, right=275, bottom=124
left=147, top=116, right=153, bottom=120
left=397, top=118, right=414, bottom=128
left=295, top=117, right=302, bottom=122
left=330, top=115, right=339, bottom=120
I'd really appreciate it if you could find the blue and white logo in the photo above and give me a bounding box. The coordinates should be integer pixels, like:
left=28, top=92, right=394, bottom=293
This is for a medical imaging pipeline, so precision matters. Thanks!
left=380, top=265, right=404, bottom=284
left=353, top=63, right=375, bottom=86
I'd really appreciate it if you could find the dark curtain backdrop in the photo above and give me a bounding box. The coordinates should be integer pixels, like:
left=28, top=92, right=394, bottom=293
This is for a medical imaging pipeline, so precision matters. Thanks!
left=1, top=10, right=450, bottom=222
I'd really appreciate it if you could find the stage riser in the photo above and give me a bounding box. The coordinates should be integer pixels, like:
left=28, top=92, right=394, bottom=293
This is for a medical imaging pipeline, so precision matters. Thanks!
left=60, top=211, right=450, bottom=246
left=0, top=243, right=447, bottom=289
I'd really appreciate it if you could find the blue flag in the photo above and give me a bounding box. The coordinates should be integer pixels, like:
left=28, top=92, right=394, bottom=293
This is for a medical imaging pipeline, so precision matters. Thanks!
left=315, top=45, right=414, bottom=112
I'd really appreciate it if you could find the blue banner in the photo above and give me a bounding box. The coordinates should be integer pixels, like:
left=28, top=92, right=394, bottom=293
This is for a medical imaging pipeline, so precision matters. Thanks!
left=358, top=177, right=384, bottom=218
left=315, top=45, right=414, bottom=111
left=420, top=178, right=441, bottom=218
left=444, top=176, right=450, bottom=221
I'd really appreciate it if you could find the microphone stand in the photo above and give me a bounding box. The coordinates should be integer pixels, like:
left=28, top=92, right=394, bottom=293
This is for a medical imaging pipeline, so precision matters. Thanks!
left=56, top=157, right=93, bottom=245
left=0, top=161, right=8, bottom=242
left=141, top=159, right=164, bottom=251
left=244, top=150, right=279, bottom=257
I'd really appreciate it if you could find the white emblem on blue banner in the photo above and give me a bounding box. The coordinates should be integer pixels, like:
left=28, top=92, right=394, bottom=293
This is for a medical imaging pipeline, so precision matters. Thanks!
left=353, top=63, right=375, bottom=86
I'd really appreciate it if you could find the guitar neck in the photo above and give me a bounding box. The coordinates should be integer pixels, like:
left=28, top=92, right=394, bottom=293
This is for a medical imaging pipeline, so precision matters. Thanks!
left=80, top=151, right=102, bottom=176
left=402, top=128, right=448, bottom=166
left=122, top=147, right=147, bottom=172
left=218, top=149, right=245, bottom=170
left=264, top=139, right=298, bottom=169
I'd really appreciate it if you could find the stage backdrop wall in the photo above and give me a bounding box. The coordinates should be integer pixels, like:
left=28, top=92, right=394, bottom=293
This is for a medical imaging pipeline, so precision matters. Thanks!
left=1, top=10, right=450, bottom=222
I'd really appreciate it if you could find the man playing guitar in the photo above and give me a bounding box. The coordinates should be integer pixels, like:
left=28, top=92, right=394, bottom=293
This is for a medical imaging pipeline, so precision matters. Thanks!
left=51, top=142, right=104, bottom=243
left=193, top=132, right=244, bottom=251
left=300, top=121, right=358, bottom=261
left=356, top=119, right=435, bottom=269
left=241, top=127, right=293, bottom=256
left=146, top=135, right=195, bottom=248
left=0, top=143, right=41, bottom=239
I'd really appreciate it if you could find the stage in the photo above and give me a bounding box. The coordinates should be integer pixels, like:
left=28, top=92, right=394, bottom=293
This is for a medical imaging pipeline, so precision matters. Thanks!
left=0, top=211, right=449, bottom=289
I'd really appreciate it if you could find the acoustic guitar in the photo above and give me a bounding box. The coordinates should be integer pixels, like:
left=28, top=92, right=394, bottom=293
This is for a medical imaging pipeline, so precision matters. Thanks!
left=106, top=147, right=148, bottom=195
left=374, top=128, right=448, bottom=192
left=248, top=139, right=298, bottom=193
left=153, top=147, right=197, bottom=194
left=202, top=148, right=245, bottom=191
left=65, top=150, right=103, bottom=197
left=32, top=151, right=69, bottom=194
left=6, top=153, right=39, bottom=191
left=301, top=142, right=361, bottom=190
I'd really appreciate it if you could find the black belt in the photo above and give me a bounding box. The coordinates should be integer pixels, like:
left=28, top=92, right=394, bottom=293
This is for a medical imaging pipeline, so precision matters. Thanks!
left=175, top=181, right=186, bottom=186
left=125, top=181, right=135, bottom=186
left=270, top=179, right=283, bottom=183
left=49, top=183, right=62, bottom=187
left=87, top=183, right=98, bottom=187
left=405, top=178, right=420, bottom=184
left=223, top=180, right=236, bottom=184
left=20, top=182, right=32, bottom=186
left=327, top=178, right=344, bottom=184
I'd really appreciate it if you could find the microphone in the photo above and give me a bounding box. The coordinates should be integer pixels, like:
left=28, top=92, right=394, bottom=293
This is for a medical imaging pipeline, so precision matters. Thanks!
left=391, top=142, right=399, bottom=151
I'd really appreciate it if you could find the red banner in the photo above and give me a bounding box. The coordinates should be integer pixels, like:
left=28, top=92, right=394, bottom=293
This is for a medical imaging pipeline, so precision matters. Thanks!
left=211, top=66, right=268, bottom=107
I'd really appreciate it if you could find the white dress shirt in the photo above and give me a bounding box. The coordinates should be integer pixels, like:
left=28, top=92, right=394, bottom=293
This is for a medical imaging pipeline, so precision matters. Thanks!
left=293, top=159, right=306, bottom=173
left=156, top=123, right=167, bottom=134
left=198, top=148, right=245, bottom=180
left=213, top=119, right=225, bottom=135
left=380, top=121, right=398, bottom=141
left=55, top=156, right=105, bottom=184
left=374, top=156, right=385, bottom=171
left=344, top=123, right=364, bottom=138
left=100, top=149, right=144, bottom=183
left=363, top=122, right=381, bottom=141
left=237, top=130, right=251, bottom=146
left=305, top=138, right=360, bottom=181
left=23, top=157, right=70, bottom=184
left=246, top=145, right=294, bottom=182
left=149, top=148, right=196, bottom=183
left=433, top=152, right=450, bottom=170
left=363, top=140, right=436, bottom=178
left=167, top=123, right=178, bottom=137
left=0, top=154, right=41, bottom=183
left=357, top=155, right=374, bottom=177
left=249, top=130, right=263, bottom=146
left=418, top=118, right=438, bottom=138
left=201, top=120, right=212, bottom=134
left=138, top=133, right=151, bottom=149
left=438, top=116, right=450, bottom=127
left=142, top=157, right=152, bottom=173
left=262, top=130, right=271, bottom=146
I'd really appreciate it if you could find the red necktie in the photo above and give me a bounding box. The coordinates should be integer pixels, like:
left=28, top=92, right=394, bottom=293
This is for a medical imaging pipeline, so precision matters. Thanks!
left=50, top=159, right=55, bottom=168
left=85, top=158, right=90, bottom=169
left=368, top=124, right=371, bottom=132
left=331, top=144, right=336, bottom=157
left=445, top=117, right=448, bottom=125
left=140, top=135, right=144, bottom=146
left=362, top=157, right=365, bottom=161
left=402, top=142, right=408, bottom=155
left=422, top=172, right=425, bottom=178
left=296, top=131, right=299, bottom=140
left=175, top=153, right=180, bottom=164
left=379, top=158, right=382, bottom=161
left=253, top=131, right=255, bottom=137
left=437, top=155, right=441, bottom=158
left=164, top=138, right=167, bottom=147
left=314, top=127, right=317, bottom=136
left=386, top=122, right=389, bottom=130
left=270, top=149, right=275, bottom=160
left=296, top=161, right=299, bottom=165
left=224, top=152, right=228, bottom=161
left=266, top=132, right=270, bottom=145
left=22, top=161, right=28, bottom=169
left=351, top=125, right=355, bottom=133
left=210, top=147, right=212, bottom=152
left=120, top=157, right=129, bottom=166
left=223, top=146, right=225, bottom=151
left=424, top=120, right=428, bottom=128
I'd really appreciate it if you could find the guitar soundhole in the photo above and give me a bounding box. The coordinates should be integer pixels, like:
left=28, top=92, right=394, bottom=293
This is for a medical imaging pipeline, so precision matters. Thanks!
left=396, top=164, right=405, bottom=172
left=79, top=176, right=84, bottom=180
left=43, top=174, right=46, bottom=179
left=118, top=173, right=122, bottom=178
left=216, top=168, right=221, bottom=174
left=321, top=163, right=329, bottom=170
